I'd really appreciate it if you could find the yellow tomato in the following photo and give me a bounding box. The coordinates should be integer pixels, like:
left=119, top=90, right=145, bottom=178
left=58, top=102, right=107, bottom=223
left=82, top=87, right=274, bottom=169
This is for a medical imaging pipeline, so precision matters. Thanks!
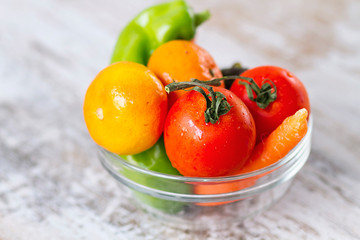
left=148, top=40, right=223, bottom=108
left=83, top=61, right=167, bottom=155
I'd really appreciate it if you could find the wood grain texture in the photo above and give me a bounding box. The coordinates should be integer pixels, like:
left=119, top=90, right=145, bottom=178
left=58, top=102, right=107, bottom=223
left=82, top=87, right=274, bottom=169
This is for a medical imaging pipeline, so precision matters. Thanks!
left=1, top=0, right=359, bottom=239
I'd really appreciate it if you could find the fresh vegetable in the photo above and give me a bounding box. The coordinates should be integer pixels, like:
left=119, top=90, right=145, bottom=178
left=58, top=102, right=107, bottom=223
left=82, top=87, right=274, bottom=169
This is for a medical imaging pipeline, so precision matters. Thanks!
left=148, top=40, right=223, bottom=108
left=164, top=82, right=256, bottom=177
left=230, top=66, right=310, bottom=142
left=83, top=61, right=167, bottom=155
left=237, top=108, right=309, bottom=174
left=111, top=0, right=210, bottom=65
left=122, top=139, right=187, bottom=214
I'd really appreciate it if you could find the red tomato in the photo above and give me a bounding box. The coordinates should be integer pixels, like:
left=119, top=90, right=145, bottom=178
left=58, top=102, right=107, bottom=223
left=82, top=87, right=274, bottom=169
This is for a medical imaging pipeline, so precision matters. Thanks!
left=164, top=87, right=256, bottom=177
left=230, top=66, right=310, bottom=142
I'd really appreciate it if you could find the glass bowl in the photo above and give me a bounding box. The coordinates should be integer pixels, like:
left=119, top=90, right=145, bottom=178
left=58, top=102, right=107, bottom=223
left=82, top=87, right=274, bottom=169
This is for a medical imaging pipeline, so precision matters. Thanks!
left=98, top=116, right=313, bottom=231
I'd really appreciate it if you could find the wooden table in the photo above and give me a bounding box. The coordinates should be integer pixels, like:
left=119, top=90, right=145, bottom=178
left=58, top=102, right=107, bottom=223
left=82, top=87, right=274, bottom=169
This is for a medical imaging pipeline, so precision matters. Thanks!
left=1, top=0, right=359, bottom=239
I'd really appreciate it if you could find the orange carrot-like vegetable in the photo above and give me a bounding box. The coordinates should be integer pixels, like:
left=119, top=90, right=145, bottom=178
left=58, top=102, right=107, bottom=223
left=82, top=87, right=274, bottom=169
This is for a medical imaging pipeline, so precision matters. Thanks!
left=237, top=108, right=308, bottom=174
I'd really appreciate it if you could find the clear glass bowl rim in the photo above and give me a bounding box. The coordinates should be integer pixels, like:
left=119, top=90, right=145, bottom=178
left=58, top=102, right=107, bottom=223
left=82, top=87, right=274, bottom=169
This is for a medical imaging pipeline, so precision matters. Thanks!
left=100, top=115, right=313, bottom=183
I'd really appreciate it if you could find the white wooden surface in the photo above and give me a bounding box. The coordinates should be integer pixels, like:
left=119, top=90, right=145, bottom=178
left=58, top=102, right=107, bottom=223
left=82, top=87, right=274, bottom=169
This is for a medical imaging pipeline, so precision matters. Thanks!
left=1, top=0, right=360, bottom=239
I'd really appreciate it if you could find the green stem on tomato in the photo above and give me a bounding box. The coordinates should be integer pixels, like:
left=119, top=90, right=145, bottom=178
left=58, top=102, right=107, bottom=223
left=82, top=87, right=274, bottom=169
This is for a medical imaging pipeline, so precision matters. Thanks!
left=164, top=76, right=251, bottom=93
left=165, top=75, right=277, bottom=115
left=165, top=79, right=233, bottom=124
left=237, top=78, right=277, bottom=109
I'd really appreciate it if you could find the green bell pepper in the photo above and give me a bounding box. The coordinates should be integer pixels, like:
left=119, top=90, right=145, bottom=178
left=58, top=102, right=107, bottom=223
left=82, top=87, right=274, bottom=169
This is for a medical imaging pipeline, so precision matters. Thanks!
left=121, top=136, right=179, bottom=175
left=120, top=137, right=188, bottom=214
left=111, top=0, right=210, bottom=65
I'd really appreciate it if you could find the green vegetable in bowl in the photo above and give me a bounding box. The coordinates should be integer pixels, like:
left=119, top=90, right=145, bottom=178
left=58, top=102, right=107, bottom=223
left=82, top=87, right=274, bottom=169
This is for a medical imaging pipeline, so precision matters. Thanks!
left=121, top=136, right=179, bottom=175
left=119, top=141, right=190, bottom=214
